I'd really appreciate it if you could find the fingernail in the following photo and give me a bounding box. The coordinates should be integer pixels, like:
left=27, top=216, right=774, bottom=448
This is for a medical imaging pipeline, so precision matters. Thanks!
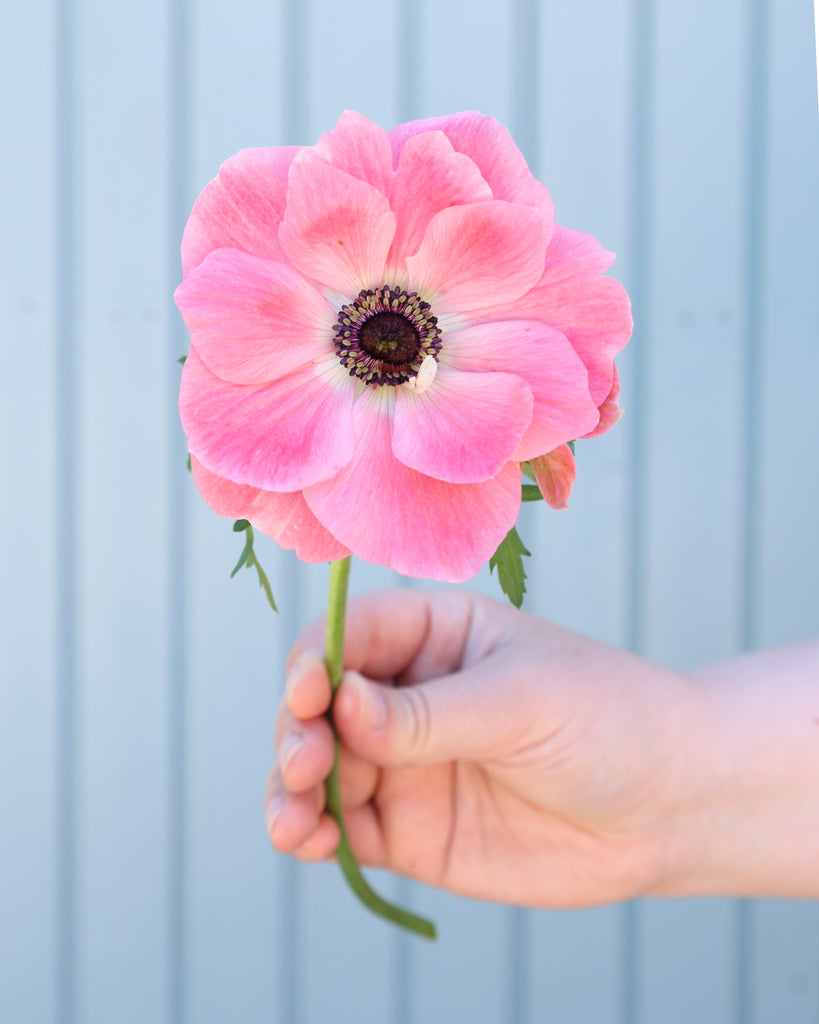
left=349, top=672, right=388, bottom=732
left=266, top=793, right=286, bottom=833
left=286, top=651, right=323, bottom=697
left=279, top=731, right=303, bottom=771
left=285, top=657, right=306, bottom=695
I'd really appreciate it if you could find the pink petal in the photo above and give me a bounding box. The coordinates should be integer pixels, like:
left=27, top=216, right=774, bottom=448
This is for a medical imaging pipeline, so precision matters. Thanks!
left=392, top=365, right=532, bottom=483
left=191, top=456, right=350, bottom=562
left=180, top=347, right=355, bottom=492
left=386, top=130, right=493, bottom=276
left=314, top=110, right=394, bottom=196
left=304, top=390, right=522, bottom=582
left=389, top=112, right=553, bottom=222
left=405, top=201, right=549, bottom=314
left=541, top=224, right=616, bottom=283
left=174, top=249, right=334, bottom=385
left=582, top=367, right=623, bottom=438
left=530, top=445, right=577, bottom=510
left=278, top=150, right=396, bottom=296
left=472, top=259, right=632, bottom=406
left=527, top=276, right=631, bottom=405
left=444, top=319, right=600, bottom=460
left=181, top=146, right=300, bottom=276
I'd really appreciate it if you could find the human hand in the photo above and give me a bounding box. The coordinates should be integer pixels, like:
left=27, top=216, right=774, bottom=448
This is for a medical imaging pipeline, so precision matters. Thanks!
left=265, top=588, right=714, bottom=908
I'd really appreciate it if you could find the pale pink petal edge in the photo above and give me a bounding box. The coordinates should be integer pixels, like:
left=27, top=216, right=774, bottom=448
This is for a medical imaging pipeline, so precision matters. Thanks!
left=191, top=456, right=350, bottom=562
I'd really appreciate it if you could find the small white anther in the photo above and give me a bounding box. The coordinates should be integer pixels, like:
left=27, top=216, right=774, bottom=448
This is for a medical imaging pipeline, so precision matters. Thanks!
left=405, top=354, right=438, bottom=394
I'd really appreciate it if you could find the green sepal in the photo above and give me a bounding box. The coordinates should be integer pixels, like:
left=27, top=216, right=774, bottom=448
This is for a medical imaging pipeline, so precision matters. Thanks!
left=521, top=461, right=536, bottom=482
left=489, top=525, right=531, bottom=609
left=567, top=440, right=576, bottom=455
left=230, top=520, right=278, bottom=612
left=178, top=354, right=187, bottom=365
left=521, top=483, right=543, bottom=503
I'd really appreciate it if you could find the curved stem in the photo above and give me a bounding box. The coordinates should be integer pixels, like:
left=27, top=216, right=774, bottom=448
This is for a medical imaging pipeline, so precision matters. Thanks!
left=324, top=557, right=437, bottom=940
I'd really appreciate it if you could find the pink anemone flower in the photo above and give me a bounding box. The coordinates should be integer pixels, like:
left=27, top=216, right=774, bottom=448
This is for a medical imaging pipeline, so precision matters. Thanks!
left=176, top=111, right=631, bottom=582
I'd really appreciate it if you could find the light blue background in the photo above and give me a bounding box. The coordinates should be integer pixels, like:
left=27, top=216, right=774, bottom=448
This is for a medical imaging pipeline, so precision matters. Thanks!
left=1, top=1, right=817, bottom=1022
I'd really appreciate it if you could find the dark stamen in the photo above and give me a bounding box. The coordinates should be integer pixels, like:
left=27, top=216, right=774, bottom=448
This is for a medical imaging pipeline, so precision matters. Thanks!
left=332, top=285, right=442, bottom=387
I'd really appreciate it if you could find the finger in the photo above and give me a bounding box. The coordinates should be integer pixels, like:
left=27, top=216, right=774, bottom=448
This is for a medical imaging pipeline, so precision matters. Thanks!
left=265, top=765, right=325, bottom=853
left=292, top=804, right=388, bottom=868
left=274, top=708, right=336, bottom=794
left=336, top=742, right=380, bottom=808
left=289, top=588, right=507, bottom=683
left=285, top=650, right=332, bottom=719
left=341, top=803, right=388, bottom=868
left=291, top=814, right=341, bottom=862
left=333, top=641, right=544, bottom=767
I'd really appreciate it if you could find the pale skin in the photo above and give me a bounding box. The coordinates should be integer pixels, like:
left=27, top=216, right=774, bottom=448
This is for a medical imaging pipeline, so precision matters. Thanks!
left=266, top=588, right=819, bottom=908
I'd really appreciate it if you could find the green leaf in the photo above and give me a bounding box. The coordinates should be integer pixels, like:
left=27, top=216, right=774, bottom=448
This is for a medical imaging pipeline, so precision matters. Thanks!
left=521, top=483, right=543, bottom=503
left=230, top=534, right=253, bottom=577
left=229, top=520, right=278, bottom=611
left=567, top=439, right=576, bottom=455
left=177, top=354, right=187, bottom=365
left=521, top=461, right=536, bottom=482
left=186, top=454, right=191, bottom=473
left=489, top=525, right=531, bottom=609
left=248, top=551, right=277, bottom=612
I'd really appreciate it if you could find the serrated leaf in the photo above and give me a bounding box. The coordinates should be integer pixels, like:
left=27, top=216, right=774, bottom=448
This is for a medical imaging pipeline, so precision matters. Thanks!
left=489, top=525, right=531, bottom=608
left=230, top=534, right=253, bottom=577
left=248, top=553, right=278, bottom=612
left=229, top=520, right=278, bottom=611
left=521, top=483, right=543, bottom=503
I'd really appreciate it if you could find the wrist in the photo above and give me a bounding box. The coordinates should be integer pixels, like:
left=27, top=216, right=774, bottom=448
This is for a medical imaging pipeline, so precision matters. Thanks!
left=652, top=643, right=819, bottom=900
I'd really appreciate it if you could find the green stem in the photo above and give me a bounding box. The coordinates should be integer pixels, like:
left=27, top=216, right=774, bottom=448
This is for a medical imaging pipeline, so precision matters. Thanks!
left=324, top=557, right=437, bottom=941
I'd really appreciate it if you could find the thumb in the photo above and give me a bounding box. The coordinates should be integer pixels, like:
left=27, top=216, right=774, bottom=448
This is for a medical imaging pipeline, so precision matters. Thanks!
left=333, top=664, right=515, bottom=767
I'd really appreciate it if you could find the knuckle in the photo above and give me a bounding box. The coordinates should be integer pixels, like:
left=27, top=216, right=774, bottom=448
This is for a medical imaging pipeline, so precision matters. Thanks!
left=396, top=686, right=433, bottom=759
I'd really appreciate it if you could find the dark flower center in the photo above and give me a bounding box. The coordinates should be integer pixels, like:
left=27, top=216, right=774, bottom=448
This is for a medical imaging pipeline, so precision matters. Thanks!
left=359, top=312, right=420, bottom=364
left=333, top=286, right=442, bottom=387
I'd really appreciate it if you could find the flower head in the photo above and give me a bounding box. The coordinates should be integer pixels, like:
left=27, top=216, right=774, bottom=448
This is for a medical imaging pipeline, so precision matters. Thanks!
left=176, top=111, right=631, bottom=582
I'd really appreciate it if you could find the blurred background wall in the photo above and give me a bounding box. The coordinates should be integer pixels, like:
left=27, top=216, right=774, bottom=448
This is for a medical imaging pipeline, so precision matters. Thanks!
left=1, top=0, right=817, bottom=1022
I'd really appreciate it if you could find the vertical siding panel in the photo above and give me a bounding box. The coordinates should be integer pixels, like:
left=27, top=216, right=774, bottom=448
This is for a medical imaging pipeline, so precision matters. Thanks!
left=749, top=902, right=819, bottom=1024
left=525, top=2, right=633, bottom=1021
left=640, top=901, right=737, bottom=1024
left=300, top=864, right=401, bottom=1024
left=633, top=0, right=751, bottom=1020
left=72, top=1, right=174, bottom=1021
left=411, top=895, right=509, bottom=1024
left=528, top=908, right=623, bottom=1024
left=755, top=0, right=819, bottom=650
left=184, top=2, right=287, bottom=1022
left=748, top=3, right=819, bottom=1020
left=420, top=0, right=514, bottom=124
left=0, top=5, right=60, bottom=1024
left=306, top=0, right=401, bottom=138
left=166, top=1, right=191, bottom=1020
left=54, top=0, right=79, bottom=1018
left=185, top=511, right=285, bottom=1024
left=640, top=0, right=749, bottom=672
